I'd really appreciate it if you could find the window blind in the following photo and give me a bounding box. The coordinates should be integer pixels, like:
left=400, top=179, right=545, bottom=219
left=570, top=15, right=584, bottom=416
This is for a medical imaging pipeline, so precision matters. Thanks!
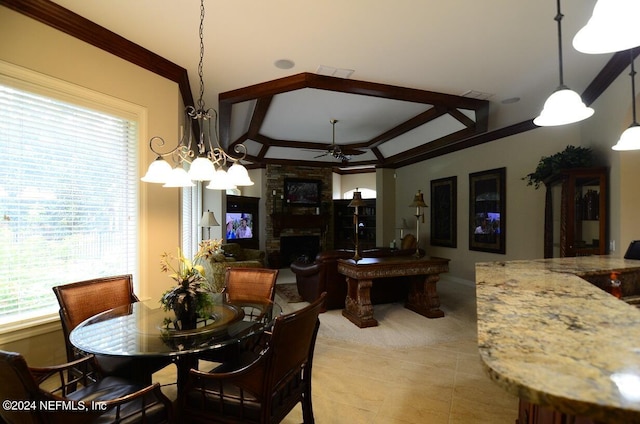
left=0, top=83, right=138, bottom=326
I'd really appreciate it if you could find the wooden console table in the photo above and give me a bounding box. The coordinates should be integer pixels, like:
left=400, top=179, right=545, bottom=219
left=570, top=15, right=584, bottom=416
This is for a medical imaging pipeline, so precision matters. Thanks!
left=337, top=256, right=450, bottom=328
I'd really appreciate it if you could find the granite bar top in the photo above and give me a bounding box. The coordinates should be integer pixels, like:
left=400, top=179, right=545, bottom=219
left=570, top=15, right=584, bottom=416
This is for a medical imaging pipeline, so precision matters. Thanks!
left=476, top=256, right=640, bottom=423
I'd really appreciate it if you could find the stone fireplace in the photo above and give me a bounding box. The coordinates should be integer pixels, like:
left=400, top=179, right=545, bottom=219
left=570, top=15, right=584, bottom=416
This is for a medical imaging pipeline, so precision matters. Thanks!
left=265, top=164, right=333, bottom=268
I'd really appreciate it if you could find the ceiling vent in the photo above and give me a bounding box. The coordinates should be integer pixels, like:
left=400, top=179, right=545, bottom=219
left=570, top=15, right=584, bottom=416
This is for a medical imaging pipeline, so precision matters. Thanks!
left=316, top=65, right=354, bottom=79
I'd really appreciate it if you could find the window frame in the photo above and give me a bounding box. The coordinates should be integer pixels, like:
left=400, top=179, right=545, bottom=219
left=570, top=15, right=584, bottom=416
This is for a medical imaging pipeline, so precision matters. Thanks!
left=0, top=60, right=144, bottom=339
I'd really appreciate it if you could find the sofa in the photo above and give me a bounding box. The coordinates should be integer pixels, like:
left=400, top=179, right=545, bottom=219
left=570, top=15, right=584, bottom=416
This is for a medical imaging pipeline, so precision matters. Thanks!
left=202, top=243, right=266, bottom=292
left=290, top=247, right=421, bottom=311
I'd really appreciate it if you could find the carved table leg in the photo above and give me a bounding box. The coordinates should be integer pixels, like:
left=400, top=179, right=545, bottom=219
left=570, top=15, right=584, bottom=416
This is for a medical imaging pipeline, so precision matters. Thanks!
left=405, top=273, right=445, bottom=318
left=342, top=276, right=377, bottom=328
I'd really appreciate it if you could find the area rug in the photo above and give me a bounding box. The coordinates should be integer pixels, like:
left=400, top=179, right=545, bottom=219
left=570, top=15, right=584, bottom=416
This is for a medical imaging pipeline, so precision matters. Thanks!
left=275, top=283, right=305, bottom=303
left=316, top=278, right=478, bottom=348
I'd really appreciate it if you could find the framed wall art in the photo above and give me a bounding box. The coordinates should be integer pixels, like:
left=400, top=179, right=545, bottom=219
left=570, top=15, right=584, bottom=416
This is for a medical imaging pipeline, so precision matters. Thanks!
left=430, top=176, right=457, bottom=248
left=469, top=167, right=506, bottom=254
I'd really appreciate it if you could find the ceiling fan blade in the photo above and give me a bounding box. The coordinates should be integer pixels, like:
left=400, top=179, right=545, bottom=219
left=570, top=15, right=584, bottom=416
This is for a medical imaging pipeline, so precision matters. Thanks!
left=341, top=147, right=366, bottom=155
left=314, top=152, right=329, bottom=158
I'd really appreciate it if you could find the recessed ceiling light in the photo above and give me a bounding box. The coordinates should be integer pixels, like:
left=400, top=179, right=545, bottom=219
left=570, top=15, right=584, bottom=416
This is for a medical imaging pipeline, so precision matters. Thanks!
left=274, top=59, right=295, bottom=69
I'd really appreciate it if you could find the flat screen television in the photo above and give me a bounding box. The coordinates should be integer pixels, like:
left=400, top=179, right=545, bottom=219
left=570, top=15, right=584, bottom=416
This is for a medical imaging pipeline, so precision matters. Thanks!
left=225, top=212, right=254, bottom=240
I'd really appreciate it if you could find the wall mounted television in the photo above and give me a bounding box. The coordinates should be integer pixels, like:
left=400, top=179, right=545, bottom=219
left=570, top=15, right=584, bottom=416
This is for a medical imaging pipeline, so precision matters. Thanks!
left=284, top=178, right=321, bottom=207
left=225, top=212, right=254, bottom=240
left=225, top=195, right=259, bottom=249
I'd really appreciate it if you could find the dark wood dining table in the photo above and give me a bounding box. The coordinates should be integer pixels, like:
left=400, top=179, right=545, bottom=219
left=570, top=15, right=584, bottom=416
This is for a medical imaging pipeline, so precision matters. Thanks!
left=70, top=297, right=282, bottom=395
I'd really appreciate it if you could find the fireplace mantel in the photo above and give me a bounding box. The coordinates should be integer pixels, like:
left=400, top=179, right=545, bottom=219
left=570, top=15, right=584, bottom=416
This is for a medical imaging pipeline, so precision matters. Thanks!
left=270, top=213, right=329, bottom=237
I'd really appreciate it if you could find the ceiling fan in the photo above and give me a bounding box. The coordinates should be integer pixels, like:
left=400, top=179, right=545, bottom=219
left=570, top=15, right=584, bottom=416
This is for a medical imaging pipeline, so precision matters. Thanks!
left=313, top=119, right=366, bottom=162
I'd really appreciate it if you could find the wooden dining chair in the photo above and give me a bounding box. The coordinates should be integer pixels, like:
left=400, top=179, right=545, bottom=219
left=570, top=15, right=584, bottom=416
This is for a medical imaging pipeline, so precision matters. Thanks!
left=223, top=267, right=279, bottom=302
left=53, top=275, right=138, bottom=356
left=181, top=292, right=326, bottom=424
left=0, top=350, right=173, bottom=424
left=52, top=275, right=168, bottom=383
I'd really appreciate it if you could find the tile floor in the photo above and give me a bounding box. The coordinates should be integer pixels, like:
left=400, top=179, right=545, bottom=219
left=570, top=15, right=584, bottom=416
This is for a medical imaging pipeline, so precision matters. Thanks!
left=155, top=270, right=519, bottom=423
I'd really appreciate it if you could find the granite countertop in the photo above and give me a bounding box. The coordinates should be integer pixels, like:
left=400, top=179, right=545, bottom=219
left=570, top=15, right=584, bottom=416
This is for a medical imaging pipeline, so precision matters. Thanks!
left=476, top=256, right=640, bottom=423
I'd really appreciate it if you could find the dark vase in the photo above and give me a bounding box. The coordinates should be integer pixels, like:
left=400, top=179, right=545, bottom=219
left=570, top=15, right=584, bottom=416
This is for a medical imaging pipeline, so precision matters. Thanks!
left=173, top=296, right=198, bottom=331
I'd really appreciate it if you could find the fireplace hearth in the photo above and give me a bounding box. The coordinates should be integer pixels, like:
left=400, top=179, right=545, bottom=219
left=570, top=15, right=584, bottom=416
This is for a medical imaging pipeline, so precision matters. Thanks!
left=280, top=235, right=320, bottom=266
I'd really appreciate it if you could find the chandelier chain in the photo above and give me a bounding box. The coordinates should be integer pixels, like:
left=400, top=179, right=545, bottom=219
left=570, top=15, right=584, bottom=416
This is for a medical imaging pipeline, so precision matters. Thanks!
left=197, top=0, right=205, bottom=111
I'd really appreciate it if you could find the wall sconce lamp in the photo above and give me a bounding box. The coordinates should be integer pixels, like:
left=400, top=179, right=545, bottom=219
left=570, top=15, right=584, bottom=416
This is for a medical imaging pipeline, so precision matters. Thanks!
left=348, top=188, right=367, bottom=261
left=409, top=190, right=428, bottom=257
left=199, top=210, right=219, bottom=240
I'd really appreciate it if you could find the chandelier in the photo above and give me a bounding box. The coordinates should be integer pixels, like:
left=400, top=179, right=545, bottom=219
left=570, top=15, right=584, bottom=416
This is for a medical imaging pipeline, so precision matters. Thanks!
left=141, top=0, right=253, bottom=189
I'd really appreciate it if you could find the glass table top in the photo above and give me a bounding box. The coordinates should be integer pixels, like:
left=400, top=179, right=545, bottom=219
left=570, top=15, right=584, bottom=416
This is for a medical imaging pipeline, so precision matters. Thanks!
left=70, top=298, right=282, bottom=357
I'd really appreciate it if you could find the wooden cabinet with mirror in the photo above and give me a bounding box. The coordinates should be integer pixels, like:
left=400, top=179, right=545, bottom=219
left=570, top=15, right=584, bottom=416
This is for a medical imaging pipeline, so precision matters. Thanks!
left=544, top=167, right=607, bottom=258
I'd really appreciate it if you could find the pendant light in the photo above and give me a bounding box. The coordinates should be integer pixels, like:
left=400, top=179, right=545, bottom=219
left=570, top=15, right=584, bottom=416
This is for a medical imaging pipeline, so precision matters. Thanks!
left=612, top=49, right=640, bottom=151
left=534, top=0, right=594, bottom=127
left=141, top=0, right=253, bottom=189
left=573, top=0, right=640, bottom=54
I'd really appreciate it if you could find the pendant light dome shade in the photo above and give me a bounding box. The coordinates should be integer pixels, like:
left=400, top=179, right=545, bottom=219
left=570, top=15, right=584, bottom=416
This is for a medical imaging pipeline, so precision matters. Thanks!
left=612, top=124, right=640, bottom=150
left=535, top=0, right=594, bottom=127
left=612, top=50, right=640, bottom=151
left=573, top=0, right=640, bottom=54
left=534, top=88, right=595, bottom=126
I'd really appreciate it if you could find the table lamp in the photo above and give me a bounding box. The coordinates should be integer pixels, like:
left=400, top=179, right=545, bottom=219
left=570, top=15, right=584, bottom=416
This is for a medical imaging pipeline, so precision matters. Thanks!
left=199, top=210, right=219, bottom=240
left=409, top=190, right=427, bottom=257
left=348, top=188, right=367, bottom=261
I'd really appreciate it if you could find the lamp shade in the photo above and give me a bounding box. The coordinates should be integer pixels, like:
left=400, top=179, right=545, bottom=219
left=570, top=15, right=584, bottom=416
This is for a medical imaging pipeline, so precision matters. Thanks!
left=163, top=167, right=195, bottom=188
left=206, top=169, right=236, bottom=190
left=409, top=190, right=427, bottom=208
left=199, top=210, right=220, bottom=227
left=573, top=0, right=640, bottom=54
left=612, top=124, right=640, bottom=151
left=141, top=157, right=172, bottom=183
left=348, top=190, right=366, bottom=208
left=533, top=88, right=594, bottom=126
left=188, top=156, right=216, bottom=181
left=227, top=162, right=254, bottom=186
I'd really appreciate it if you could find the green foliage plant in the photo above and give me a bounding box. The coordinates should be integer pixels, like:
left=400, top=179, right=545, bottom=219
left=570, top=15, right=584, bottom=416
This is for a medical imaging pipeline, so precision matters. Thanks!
left=523, top=145, right=593, bottom=189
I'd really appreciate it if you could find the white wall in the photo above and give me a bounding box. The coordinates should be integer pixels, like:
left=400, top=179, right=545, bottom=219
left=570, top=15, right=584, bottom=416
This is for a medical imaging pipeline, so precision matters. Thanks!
left=395, top=125, right=583, bottom=281
left=0, top=6, right=182, bottom=362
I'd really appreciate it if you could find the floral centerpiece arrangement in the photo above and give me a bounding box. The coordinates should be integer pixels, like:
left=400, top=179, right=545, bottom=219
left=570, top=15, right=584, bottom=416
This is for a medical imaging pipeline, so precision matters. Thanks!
left=159, top=244, right=220, bottom=330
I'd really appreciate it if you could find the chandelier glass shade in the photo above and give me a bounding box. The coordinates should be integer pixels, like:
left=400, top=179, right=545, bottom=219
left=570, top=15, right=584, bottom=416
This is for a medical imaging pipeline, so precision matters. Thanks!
left=141, top=0, right=253, bottom=189
left=534, top=0, right=594, bottom=127
left=573, top=0, right=640, bottom=54
left=612, top=50, right=640, bottom=151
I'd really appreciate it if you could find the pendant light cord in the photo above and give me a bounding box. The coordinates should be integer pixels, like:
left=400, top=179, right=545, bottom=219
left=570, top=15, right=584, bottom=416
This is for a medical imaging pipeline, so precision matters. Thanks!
left=555, top=0, right=565, bottom=88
